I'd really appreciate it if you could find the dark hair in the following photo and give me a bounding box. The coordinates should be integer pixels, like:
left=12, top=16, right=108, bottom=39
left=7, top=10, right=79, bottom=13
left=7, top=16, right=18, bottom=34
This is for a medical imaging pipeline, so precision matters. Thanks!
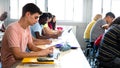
left=105, top=12, right=115, bottom=18
left=0, top=11, right=7, bottom=21
left=47, top=12, right=53, bottom=18
left=110, top=16, right=120, bottom=26
left=52, top=15, right=55, bottom=18
left=22, top=3, right=42, bottom=17
left=50, top=15, right=56, bottom=30
left=39, top=13, right=49, bottom=25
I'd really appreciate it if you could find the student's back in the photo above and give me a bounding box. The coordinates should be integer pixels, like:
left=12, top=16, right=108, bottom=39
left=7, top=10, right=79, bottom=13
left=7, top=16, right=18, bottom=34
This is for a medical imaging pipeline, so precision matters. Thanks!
left=84, top=14, right=102, bottom=42
left=90, top=12, right=115, bottom=46
left=98, top=17, right=120, bottom=68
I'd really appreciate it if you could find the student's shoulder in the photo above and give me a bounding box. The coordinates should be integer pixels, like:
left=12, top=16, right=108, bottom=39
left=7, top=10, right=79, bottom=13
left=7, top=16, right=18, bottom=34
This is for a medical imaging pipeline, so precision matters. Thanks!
left=8, top=21, right=17, bottom=26
left=113, top=24, right=120, bottom=29
left=96, top=19, right=104, bottom=23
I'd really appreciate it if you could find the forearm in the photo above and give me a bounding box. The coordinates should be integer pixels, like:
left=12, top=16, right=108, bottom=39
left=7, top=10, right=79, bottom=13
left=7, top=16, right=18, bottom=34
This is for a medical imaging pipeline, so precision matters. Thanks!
left=14, top=51, right=42, bottom=59
left=44, top=27, right=57, bottom=35
left=29, top=45, right=42, bottom=52
left=11, top=47, right=49, bottom=60
left=33, top=39, right=51, bottom=45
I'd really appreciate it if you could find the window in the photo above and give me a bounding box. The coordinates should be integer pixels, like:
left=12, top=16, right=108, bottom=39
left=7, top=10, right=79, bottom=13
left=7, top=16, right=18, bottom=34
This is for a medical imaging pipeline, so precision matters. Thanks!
left=92, top=0, right=120, bottom=18
left=36, top=0, right=45, bottom=12
left=10, top=0, right=19, bottom=19
left=10, top=0, right=83, bottom=22
left=10, top=0, right=45, bottom=19
left=111, top=0, right=120, bottom=18
left=48, top=0, right=83, bottom=22
left=92, top=0, right=102, bottom=19
left=102, top=0, right=111, bottom=17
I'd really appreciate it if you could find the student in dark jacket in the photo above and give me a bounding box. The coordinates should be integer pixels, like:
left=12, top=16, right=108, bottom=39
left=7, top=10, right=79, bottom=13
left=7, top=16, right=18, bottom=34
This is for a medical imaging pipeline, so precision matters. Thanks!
left=98, top=16, right=120, bottom=68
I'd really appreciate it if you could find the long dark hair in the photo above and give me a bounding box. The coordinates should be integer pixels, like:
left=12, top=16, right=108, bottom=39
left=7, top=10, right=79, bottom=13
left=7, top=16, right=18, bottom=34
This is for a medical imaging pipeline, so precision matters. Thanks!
left=50, top=15, right=56, bottom=30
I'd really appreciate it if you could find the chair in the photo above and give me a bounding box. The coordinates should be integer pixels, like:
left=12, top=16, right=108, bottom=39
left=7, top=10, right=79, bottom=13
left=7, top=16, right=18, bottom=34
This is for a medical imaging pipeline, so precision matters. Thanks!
left=84, top=41, right=95, bottom=66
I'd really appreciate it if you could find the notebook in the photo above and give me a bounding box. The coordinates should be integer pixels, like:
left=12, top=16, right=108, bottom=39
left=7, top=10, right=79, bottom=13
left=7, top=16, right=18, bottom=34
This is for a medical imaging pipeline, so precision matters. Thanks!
left=22, top=57, right=54, bottom=64
left=22, top=52, right=60, bottom=64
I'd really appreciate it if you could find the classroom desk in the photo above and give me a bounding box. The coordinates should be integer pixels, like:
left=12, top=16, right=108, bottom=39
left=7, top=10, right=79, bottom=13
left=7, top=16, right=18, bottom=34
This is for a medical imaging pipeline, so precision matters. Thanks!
left=16, top=31, right=91, bottom=68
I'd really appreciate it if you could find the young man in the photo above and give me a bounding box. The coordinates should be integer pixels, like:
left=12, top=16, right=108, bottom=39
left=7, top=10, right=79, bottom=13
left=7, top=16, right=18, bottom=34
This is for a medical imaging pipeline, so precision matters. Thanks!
left=98, top=16, right=120, bottom=68
left=90, top=12, right=115, bottom=47
left=1, top=3, right=53, bottom=68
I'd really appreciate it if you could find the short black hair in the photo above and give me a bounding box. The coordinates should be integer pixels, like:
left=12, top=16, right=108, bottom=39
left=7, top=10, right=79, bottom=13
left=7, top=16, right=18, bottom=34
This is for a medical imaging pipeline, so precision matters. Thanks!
left=22, top=3, right=42, bottom=17
left=39, top=13, right=49, bottom=25
left=39, top=13, right=49, bottom=19
left=105, top=12, right=115, bottom=18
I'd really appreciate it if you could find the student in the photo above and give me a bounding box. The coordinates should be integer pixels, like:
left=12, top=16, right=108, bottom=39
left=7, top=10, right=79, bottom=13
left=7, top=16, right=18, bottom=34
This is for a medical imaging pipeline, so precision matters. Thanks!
left=0, top=11, right=7, bottom=32
left=43, top=13, right=62, bottom=38
left=90, top=12, right=115, bottom=47
left=84, top=14, right=102, bottom=44
left=98, top=16, right=120, bottom=68
left=31, top=12, right=62, bottom=39
left=31, top=13, right=51, bottom=39
left=0, top=12, right=51, bottom=45
left=48, top=15, right=56, bottom=30
left=93, top=24, right=109, bottom=52
left=1, top=3, right=53, bottom=68
left=47, top=12, right=53, bottom=23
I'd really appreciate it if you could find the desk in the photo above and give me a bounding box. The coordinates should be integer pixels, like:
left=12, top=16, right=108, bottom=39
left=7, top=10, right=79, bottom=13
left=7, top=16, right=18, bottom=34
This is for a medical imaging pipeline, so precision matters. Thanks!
left=16, top=31, right=91, bottom=68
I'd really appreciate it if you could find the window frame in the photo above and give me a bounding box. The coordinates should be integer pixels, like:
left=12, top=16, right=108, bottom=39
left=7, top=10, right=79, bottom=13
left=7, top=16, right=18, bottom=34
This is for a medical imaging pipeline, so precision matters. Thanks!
left=9, top=0, right=83, bottom=22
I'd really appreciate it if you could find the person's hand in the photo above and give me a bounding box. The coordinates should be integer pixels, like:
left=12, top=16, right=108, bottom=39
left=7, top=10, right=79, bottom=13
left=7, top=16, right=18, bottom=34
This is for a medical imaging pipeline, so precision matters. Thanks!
left=102, top=24, right=109, bottom=29
left=57, top=30, right=62, bottom=36
left=37, top=46, right=54, bottom=57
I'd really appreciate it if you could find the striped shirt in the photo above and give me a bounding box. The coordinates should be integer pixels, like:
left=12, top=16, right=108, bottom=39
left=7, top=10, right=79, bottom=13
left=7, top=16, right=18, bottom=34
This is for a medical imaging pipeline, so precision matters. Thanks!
left=98, top=24, right=120, bottom=61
